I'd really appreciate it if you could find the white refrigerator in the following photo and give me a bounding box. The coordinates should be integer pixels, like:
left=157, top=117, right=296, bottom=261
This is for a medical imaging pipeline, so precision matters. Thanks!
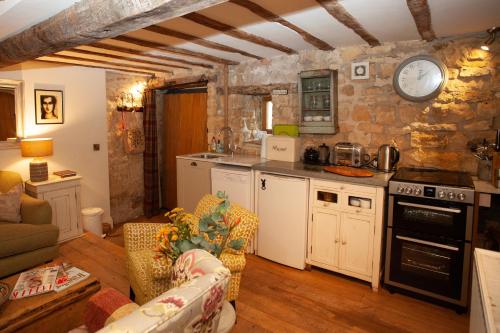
left=256, top=172, right=309, bottom=270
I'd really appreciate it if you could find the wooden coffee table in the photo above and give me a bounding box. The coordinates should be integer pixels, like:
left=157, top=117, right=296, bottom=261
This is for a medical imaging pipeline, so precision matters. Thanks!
left=0, top=264, right=101, bottom=333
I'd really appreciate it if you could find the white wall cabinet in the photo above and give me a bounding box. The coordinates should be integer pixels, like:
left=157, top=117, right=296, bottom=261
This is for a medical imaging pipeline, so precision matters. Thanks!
left=176, top=158, right=216, bottom=213
left=307, top=179, right=384, bottom=290
left=25, top=175, right=83, bottom=242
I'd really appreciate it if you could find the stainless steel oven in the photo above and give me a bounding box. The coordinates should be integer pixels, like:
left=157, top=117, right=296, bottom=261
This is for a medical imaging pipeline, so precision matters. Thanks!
left=384, top=168, right=475, bottom=310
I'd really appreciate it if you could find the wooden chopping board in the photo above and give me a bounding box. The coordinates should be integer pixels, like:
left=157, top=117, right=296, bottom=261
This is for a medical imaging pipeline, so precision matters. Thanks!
left=323, top=166, right=374, bottom=177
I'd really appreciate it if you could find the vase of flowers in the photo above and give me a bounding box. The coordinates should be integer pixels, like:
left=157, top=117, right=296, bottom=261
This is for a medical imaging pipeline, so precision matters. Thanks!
left=156, top=192, right=244, bottom=262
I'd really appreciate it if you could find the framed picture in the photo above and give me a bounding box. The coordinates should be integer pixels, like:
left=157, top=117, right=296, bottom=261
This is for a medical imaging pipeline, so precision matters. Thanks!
left=35, top=89, right=64, bottom=124
left=351, top=62, right=369, bottom=80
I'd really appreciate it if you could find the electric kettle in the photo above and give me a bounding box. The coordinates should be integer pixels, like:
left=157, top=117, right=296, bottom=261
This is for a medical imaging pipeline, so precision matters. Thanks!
left=377, top=144, right=399, bottom=172
left=318, top=143, right=330, bottom=165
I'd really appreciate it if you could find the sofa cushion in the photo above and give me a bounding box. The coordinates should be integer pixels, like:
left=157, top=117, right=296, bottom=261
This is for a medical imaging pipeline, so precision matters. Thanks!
left=0, top=183, right=22, bottom=223
left=0, top=223, right=59, bottom=258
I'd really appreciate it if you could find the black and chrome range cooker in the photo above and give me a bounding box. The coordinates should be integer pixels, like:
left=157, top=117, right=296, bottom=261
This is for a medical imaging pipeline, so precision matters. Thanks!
left=384, top=167, right=474, bottom=311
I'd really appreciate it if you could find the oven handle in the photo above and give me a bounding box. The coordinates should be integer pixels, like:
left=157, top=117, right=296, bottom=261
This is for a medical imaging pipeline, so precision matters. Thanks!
left=396, top=235, right=459, bottom=252
left=397, top=201, right=461, bottom=214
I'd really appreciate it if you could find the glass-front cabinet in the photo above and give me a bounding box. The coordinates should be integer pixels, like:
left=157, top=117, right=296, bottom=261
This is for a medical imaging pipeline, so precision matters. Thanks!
left=299, top=69, right=338, bottom=134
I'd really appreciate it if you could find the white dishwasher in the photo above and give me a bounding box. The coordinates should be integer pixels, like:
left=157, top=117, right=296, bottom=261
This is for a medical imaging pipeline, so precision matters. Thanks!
left=211, top=166, right=253, bottom=211
left=256, top=172, right=309, bottom=270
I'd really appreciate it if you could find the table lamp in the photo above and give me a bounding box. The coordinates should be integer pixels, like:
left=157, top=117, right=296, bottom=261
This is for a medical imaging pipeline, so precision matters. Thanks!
left=493, top=116, right=500, bottom=151
left=21, top=138, right=53, bottom=182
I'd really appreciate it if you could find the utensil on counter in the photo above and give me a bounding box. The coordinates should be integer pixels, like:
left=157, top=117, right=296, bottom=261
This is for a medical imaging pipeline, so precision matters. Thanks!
left=304, top=147, right=319, bottom=164
left=318, top=143, right=330, bottom=165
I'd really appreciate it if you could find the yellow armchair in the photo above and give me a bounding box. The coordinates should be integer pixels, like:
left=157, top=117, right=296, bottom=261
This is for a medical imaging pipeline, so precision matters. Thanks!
left=124, top=194, right=258, bottom=305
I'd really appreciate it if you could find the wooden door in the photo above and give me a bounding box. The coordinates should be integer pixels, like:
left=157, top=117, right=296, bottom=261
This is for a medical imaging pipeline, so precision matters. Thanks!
left=339, top=213, right=374, bottom=277
left=162, top=90, right=207, bottom=209
left=310, top=208, right=340, bottom=268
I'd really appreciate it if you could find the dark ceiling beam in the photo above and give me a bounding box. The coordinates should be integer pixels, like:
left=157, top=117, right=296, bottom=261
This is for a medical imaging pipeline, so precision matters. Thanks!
left=90, top=42, right=213, bottom=69
left=229, top=0, right=334, bottom=51
left=316, top=0, right=381, bottom=47
left=0, top=0, right=230, bottom=68
left=406, top=0, right=436, bottom=41
left=35, top=59, right=154, bottom=76
left=143, top=25, right=262, bottom=59
left=183, top=12, right=297, bottom=54
left=44, top=54, right=173, bottom=74
left=113, top=35, right=238, bottom=65
left=65, top=48, right=191, bottom=70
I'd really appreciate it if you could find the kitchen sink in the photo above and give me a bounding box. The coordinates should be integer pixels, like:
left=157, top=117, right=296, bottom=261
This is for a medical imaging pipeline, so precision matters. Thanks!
left=189, top=153, right=225, bottom=159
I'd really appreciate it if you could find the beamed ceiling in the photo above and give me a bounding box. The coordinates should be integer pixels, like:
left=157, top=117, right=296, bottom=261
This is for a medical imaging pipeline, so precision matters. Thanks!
left=0, top=0, right=498, bottom=76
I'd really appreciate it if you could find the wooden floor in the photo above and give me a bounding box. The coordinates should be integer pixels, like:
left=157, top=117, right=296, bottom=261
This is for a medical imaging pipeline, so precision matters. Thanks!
left=101, top=221, right=468, bottom=333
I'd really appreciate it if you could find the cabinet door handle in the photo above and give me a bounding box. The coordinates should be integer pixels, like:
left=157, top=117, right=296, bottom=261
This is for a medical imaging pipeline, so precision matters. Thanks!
left=190, top=161, right=197, bottom=166
left=356, top=209, right=361, bottom=213
left=334, top=239, right=339, bottom=244
left=340, top=186, right=345, bottom=190
left=323, top=202, right=329, bottom=207
left=342, top=241, right=346, bottom=245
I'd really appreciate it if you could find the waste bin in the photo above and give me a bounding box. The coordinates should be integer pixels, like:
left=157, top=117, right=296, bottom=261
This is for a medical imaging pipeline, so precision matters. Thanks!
left=81, top=207, right=104, bottom=236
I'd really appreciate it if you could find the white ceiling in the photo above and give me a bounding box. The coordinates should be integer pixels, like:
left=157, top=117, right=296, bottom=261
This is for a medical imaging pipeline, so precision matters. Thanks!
left=0, top=0, right=498, bottom=73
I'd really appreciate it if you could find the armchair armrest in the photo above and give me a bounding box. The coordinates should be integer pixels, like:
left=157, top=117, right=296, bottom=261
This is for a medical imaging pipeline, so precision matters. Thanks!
left=124, top=223, right=164, bottom=252
left=220, top=252, right=246, bottom=273
left=20, top=193, right=52, bottom=225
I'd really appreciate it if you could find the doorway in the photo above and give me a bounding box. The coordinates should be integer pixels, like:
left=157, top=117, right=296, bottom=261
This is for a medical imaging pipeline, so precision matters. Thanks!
left=161, top=87, right=208, bottom=209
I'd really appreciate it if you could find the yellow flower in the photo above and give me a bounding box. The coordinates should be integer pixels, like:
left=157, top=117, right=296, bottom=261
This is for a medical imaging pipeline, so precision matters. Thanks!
left=171, top=234, right=178, bottom=241
left=171, top=207, right=184, bottom=213
left=171, top=226, right=178, bottom=232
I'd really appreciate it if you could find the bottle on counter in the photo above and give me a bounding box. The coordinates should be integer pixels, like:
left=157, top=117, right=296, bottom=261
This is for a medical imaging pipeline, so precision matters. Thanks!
left=210, top=136, right=217, bottom=152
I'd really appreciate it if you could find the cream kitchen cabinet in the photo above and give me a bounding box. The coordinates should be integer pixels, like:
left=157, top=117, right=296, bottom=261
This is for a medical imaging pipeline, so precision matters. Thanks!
left=176, top=158, right=216, bottom=212
left=307, top=179, right=384, bottom=290
left=25, top=175, right=83, bottom=242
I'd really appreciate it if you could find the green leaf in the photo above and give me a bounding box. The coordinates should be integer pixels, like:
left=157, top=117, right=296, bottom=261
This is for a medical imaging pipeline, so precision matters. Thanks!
left=228, top=239, right=245, bottom=250
left=178, top=240, right=196, bottom=252
left=216, top=191, right=226, bottom=199
left=199, top=217, right=210, bottom=232
left=218, top=228, right=229, bottom=236
left=191, top=236, right=203, bottom=244
left=211, top=212, right=222, bottom=222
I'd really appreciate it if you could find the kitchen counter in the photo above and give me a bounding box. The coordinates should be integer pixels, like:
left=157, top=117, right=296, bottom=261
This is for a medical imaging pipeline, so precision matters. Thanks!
left=177, top=153, right=267, bottom=167
left=253, top=160, right=393, bottom=187
left=473, top=177, right=500, bottom=195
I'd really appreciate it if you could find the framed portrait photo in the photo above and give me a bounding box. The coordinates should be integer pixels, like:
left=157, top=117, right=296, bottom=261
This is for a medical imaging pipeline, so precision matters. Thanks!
left=35, top=89, right=64, bottom=124
left=351, top=62, right=369, bottom=80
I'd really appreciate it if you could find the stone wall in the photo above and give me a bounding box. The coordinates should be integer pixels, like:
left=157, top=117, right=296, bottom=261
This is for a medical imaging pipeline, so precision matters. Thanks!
left=226, top=34, right=499, bottom=173
left=106, top=72, right=148, bottom=223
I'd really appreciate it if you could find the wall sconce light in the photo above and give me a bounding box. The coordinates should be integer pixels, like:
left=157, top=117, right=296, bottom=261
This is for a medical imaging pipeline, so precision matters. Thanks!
left=481, top=27, right=498, bottom=51
left=116, top=82, right=146, bottom=112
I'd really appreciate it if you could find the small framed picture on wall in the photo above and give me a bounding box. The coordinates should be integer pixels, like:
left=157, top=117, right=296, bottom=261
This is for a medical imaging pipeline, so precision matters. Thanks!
left=35, top=89, right=64, bottom=124
left=351, top=62, right=369, bottom=80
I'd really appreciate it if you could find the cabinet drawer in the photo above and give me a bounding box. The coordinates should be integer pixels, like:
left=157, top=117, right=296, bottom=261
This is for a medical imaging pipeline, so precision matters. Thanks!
left=312, top=187, right=341, bottom=210
left=342, top=192, right=375, bottom=215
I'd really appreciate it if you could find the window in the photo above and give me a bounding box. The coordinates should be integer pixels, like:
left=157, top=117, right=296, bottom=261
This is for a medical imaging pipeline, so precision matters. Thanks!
left=262, top=96, right=273, bottom=134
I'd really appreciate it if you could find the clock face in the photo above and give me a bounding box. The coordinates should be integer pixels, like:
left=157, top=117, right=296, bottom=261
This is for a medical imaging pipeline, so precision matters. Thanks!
left=393, top=56, right=447, bottom=102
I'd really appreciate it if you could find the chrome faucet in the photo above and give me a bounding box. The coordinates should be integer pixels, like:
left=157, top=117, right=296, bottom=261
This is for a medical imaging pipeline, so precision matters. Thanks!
left=217, top=126, right=234, bottom=155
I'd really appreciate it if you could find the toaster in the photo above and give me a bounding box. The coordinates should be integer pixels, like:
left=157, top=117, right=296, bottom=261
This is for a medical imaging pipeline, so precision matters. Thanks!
left=332, top=142, right=369, bottom=167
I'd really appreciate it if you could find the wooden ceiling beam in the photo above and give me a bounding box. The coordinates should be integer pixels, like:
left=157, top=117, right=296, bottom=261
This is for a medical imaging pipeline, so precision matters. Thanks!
left=316, top=0, right=380, bottom=47
left=66, top=48, right=191, bottom=70
left=0, top=0, right=230, bottom=68
left=229, top=0, right=334, bottom=51
left=113, top=35, right=238, bottom=65
left=183, top=12, right=297, bottom=55
left=90, top=42, right=213, bottom=69
left=35, top=59, right=154, bottom=76
left=143, top=25, right=262, bottom=59
left=406, top=0, right=436, bottom=41
left=44, top=54, right=173, bottom=74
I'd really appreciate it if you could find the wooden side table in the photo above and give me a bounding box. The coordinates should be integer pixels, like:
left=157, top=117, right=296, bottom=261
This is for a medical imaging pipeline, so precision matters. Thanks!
left=25, top=175, right=83, bottom=242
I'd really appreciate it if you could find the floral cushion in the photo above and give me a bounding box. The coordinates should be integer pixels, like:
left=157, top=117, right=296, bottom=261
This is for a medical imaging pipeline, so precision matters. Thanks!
left=98, top=249, right=231, bottom=333
left=0, top=183, right=22, bottom=223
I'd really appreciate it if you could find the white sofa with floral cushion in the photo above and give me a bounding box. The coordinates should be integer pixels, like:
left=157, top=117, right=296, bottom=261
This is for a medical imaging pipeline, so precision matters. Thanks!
left=97, top=249, right=235, bottom=333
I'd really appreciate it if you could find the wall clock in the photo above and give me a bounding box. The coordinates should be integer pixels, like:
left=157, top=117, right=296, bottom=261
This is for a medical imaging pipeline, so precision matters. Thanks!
left=393, top=55, right=448, bottom=102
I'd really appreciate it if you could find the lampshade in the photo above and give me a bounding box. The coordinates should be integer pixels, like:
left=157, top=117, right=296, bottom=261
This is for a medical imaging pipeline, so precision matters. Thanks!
left=493, top=116, right=500, bottom=130
left=21, top=138, right=53, bottom=157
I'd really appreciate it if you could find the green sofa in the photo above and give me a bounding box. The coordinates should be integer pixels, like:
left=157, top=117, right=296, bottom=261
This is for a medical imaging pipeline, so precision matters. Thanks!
left=0, top=171, right=59, bottom=278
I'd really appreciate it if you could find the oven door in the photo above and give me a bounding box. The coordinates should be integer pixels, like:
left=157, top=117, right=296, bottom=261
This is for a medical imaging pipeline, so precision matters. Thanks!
left=389, top=195, right=472, bottom=241
left=385, top=228, right=470, bottom=304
